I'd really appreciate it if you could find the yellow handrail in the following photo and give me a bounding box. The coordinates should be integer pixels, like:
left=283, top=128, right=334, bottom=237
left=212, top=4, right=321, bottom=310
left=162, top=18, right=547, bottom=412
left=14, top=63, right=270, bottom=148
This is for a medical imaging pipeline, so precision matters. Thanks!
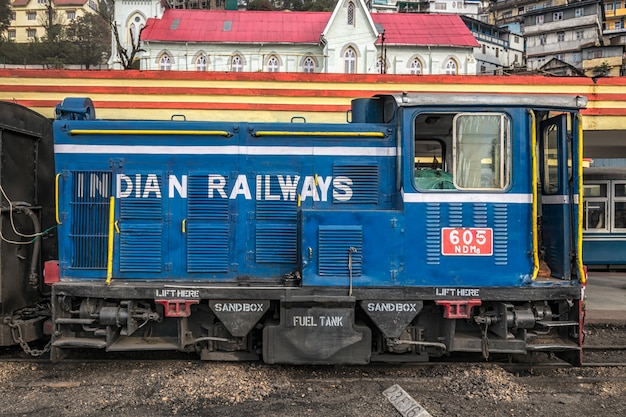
left=253, top=131, right=386, bottom=138
left=106, top=196, right=115, bottom=285
left=577, top=114, right=586, bottom=285
left=55, top=173, right=62, bottom=225
left=69, top=129, right=232, bottom=137
left=529, top=110, right=540, bottom=280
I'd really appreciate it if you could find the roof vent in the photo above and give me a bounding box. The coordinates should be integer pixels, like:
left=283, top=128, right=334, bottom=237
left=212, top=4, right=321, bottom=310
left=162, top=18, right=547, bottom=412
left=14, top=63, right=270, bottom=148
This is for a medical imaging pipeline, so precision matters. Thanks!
left=170, top=18, right=180, bottom=30
left=223, top=21, right=232, bottom=31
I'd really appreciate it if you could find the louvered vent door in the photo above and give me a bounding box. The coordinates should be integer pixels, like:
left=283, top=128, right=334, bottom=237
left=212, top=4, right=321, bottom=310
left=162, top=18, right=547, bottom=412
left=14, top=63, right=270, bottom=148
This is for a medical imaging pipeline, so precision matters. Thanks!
left=185, top=174, right=231, bottom=276
left=116, top=171, right=166, bottom=278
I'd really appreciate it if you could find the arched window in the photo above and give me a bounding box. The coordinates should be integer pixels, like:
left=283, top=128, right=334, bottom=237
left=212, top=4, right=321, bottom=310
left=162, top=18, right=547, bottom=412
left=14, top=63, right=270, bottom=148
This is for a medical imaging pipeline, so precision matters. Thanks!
left=231, top=55, right=244, bottom=72
left=159, top=54, right=171, bottom=70
left=347, top=2, right=355, bottom=26
left=302, top=56, right=315, bottom=73
left=266, top=55, right=280, bottom=72
left=445, top=59, right=457, bottom=75
left=129, top=14, right=145, bottom=45
left=410, top=58, right=422, bottom=75
left=195, top=55, right=208, bottom=71
left=344, top=47, right=356, bottom=74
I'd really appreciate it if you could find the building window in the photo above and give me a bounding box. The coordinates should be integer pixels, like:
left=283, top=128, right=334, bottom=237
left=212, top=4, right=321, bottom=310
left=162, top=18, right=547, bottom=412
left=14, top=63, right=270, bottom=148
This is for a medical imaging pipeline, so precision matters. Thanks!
left=503, top=11, right=512, bottom=18
left=10, top=11, right=15, bottom=20
left=539, top=34, right=547, bottom=45
left=8, top=30, right=15, bottom=40
left=616, top=21, right=623, bottom=30
left=231, top=55, right=244, bottom=72
left=572, top=52, right=582, bottom=63
left=344, top=47, right=357, bottom=74
left=347, top=2, right=355, bottom=26
left=606, top=3, right=614, bottom=12
left=576, top=30, right=584, bottom=40
left=410, top=58, right=422, bottom=75
left=555, top=53, right=564, bottom=61
left=445, top=59, right=457, bottom=75
left=583, top=183, right=608, bottom=231
left=553, top=11, right=563, bottom=21
left=434, top=2, right=447, bottom=10
left=557, top=31, right=565, bottom=42
left=266, top=55, right=280, bottom=72
left=27, top=12, right=36, bottom=20
left=66, top=10, right=76, bottom=20
left=517, top=7, right=524, bottom=15
left=575, top=7, right=584, bottom=17
left=302, top=56, right=315, bottom=73
left=495, top=48, right=499, bottom=58
left=195, top=55, right=208, bottom=71
left=536, top=15, right=544, bottom=25
left=27, top=28, right=36, bottom=38
left=159, top=54, right=172, bottom=70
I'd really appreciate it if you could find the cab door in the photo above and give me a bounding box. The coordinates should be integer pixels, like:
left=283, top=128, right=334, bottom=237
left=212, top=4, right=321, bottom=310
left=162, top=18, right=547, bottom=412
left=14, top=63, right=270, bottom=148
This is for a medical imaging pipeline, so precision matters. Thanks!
left=538, top=115, right=572, bottom=278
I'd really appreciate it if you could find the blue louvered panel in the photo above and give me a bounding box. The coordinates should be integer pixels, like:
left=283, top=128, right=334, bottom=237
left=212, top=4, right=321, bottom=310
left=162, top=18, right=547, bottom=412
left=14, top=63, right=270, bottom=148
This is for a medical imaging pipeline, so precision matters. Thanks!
left=332, top=165, right=379, bottom=204
left=448, top=203, right=463, bottom=227
left=119, top=175, right=163, bottom=220
left=70, top=171, right=112, bottom=269
left=186, top=175, right=231, bottom=272
left=256, top=224, right=298, bottom=263
left=255, top=198, right=298, bottom=264
left=119, top=224, right=163, bottom=272
left=188, top=175, right=229, bottom=220
left=318, top=225, right=362, bottom=278
left=425, top=203, right=441, bottom=265
left=256, top=199, right=298, bottom=221
left=187, top=223, right=229, bottom=273
left=493, top=204, right=509, bottom=265
left=472, top=203, right=488, bottom=227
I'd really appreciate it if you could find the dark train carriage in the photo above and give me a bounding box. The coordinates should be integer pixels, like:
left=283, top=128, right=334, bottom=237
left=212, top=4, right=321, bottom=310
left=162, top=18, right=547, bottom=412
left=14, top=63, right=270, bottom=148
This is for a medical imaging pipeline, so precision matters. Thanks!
left=582, top=166, right=626, bottom=268
left=0, top=101, right=57, bottom=348
left=49, top=93, right=587, bottom=365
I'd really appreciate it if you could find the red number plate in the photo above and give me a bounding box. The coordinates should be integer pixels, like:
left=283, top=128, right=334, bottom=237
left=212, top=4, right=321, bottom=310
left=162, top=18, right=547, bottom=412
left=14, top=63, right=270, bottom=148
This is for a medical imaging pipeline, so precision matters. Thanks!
left=441, top=227, right=493, bottom=256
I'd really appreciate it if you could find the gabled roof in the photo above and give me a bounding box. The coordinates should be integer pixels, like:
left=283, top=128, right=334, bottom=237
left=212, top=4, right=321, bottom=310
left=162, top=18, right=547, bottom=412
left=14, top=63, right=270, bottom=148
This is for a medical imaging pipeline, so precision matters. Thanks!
left=142, top=10, right=329, bottom=44
left=141, top=9, right=478, bottom=48
left=372, top=13, right=478, bottom=47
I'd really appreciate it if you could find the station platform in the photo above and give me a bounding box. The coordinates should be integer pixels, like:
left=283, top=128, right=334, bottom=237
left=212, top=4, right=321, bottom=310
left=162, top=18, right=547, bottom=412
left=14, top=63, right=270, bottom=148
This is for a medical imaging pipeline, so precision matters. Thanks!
left=585, top=271, right=626, bottom=324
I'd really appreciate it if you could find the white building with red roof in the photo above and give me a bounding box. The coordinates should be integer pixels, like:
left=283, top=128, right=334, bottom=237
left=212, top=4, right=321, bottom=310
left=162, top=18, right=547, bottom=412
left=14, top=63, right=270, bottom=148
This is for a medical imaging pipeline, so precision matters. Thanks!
left=112, top=0, right=479, bottom=74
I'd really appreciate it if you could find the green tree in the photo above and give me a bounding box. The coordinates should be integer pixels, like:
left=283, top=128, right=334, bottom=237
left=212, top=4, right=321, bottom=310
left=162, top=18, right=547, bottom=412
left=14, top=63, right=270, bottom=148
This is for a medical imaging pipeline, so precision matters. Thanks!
left=301, top=0, right=337, bottom=11
left=247, top=0, right=274, bottom=11
left=66, top=12, right=111, bottom=68
left=0, top=0, right=10, bottom=36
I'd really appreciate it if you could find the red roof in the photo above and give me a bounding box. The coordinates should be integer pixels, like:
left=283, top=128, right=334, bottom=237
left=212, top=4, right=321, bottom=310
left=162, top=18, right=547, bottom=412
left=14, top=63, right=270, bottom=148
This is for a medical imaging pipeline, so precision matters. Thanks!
left=142, top=10, right=329, bottom=44
left=371, top=13, right=479, bottom=47
left=142, top=9, right=478, bottom=47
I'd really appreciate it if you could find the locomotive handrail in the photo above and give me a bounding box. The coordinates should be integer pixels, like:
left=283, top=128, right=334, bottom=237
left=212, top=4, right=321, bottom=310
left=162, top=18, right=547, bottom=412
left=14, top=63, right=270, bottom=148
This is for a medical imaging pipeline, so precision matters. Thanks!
left=68, top=129, right=233, bottom=137
left=106, top=196, right=115, bottom=285
left=252, top=131, right=386, bottom=138
left=529, top=110, right=540, bottom=280
left=54, top=173, right=62, bottom=225
left=577, top=114, right=586, bottom=285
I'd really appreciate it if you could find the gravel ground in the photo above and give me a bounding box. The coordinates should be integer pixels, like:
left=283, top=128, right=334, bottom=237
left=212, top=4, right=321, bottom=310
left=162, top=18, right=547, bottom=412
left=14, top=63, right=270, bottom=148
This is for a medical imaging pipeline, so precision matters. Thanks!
left=0, top=323, right=624, bottom=417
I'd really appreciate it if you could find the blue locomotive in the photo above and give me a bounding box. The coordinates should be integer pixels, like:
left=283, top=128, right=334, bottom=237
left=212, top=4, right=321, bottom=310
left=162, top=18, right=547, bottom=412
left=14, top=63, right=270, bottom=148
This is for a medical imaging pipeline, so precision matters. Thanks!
left=49, top=93, right=587, bottom=365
